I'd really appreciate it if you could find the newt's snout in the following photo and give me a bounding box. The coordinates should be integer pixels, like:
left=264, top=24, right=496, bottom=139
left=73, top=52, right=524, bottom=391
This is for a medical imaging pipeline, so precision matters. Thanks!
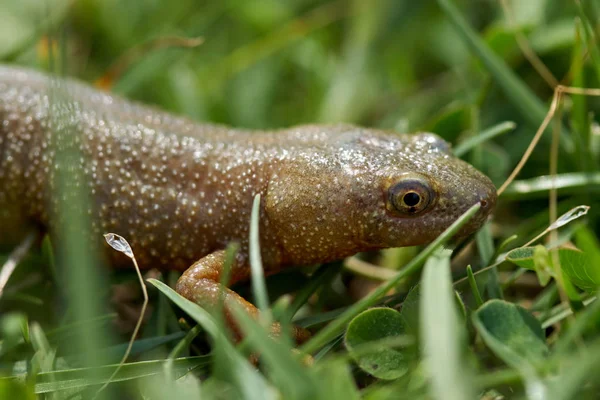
left=456, top=172, right=497, bottom=238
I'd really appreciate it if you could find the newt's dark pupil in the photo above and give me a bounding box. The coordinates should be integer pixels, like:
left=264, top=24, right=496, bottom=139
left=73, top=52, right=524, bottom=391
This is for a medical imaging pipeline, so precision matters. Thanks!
left=403, top=192, right=420, bottom=207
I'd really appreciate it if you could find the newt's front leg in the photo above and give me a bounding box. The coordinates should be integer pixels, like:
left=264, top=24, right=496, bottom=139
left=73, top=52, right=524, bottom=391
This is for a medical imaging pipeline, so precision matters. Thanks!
left=175, top=249, right=310, bottom=343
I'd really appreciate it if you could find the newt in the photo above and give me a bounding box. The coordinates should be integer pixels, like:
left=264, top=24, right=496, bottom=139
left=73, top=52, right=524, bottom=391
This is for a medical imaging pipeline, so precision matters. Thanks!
left=0, top=65, right=496, bottom=340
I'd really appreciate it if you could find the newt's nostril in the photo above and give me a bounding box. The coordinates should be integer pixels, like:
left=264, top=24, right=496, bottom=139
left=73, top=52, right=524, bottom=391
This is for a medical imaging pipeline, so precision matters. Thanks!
left=480, top=199, right=488, bottom=208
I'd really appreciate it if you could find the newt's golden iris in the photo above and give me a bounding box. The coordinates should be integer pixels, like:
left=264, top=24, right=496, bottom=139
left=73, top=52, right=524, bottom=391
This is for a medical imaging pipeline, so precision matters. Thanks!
left=387, top=174, right=435, bottom=216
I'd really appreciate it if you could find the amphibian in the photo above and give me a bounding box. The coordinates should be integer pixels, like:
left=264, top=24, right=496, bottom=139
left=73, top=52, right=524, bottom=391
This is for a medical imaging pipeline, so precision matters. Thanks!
left=0, top=65, right=496, bottom=340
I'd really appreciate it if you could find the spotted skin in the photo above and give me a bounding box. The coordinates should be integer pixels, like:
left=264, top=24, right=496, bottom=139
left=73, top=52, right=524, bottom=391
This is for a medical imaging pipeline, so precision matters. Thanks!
left=0, top=66, right=496, bottom=340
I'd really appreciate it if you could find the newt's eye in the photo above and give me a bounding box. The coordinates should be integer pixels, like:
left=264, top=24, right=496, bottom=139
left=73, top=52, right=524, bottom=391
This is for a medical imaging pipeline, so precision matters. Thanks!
left=387, top=176, right=435, bottom=215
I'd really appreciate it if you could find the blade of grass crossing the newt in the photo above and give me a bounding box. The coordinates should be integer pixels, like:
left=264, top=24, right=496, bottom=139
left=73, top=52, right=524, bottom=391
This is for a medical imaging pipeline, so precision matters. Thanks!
left=146, top=280, right=217, bottom=338
left=48, top=63, right=114, bottom=400
left=147, top=279, right=277, bottom=400
left=436, top=0, right=573, bottom=153
left=300, top=203, right=481, bottom=354
left=420, top=248, right=476, bottom=400
left=250, top=194, right=271, bottom=326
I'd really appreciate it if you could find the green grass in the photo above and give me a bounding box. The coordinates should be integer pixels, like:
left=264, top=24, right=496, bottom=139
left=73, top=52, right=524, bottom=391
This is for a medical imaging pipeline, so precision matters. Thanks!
left=2, top=0, right=600, bottom=399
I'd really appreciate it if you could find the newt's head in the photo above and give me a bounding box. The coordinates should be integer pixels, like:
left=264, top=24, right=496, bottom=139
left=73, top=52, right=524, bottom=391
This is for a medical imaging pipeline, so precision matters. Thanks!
left=356, top=131, right=497, bottom=248
left=265, top=126, right=496, bottom=264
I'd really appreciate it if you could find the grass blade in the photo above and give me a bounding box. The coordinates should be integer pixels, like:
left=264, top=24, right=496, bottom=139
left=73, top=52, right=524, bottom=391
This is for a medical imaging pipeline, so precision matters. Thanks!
left=420, top=248, right=475, bottom=400
left=7, top=357, right=209, bottom=394
left=454, top=121, right=516, bottom=157
left=502, top=173, right=600, bottom=197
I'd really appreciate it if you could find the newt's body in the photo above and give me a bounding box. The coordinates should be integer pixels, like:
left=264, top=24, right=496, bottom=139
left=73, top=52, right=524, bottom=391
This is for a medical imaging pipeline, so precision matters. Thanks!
left=0, top=65, right=496, bottom=339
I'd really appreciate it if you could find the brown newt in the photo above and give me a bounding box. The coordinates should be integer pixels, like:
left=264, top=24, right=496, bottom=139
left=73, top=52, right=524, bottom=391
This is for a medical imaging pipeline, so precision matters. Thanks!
left=0, top=65, right=496, bottom=340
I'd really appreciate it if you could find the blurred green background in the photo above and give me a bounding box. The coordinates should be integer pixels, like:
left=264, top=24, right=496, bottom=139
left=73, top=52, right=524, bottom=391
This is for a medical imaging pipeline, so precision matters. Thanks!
left=3, top=0, right=600, bottom=398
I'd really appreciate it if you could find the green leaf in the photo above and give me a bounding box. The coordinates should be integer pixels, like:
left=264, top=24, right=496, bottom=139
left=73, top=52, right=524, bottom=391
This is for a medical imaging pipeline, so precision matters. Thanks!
left=420, top=248, right=475, bottom=400
left=558, top=248, right=599, bottom=292
left=506, top=246, right=537, bottom=270
left=472, top=300, right=548, bottom=373
left=344, top=307, right=410, bottom=380
left=575, top=226, right=600, bottom=268
left=507, top=245, right=600, bottom=292
left=507, top=245, right=553, bottom=286
left=473, top=300, right=550, bottom=397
